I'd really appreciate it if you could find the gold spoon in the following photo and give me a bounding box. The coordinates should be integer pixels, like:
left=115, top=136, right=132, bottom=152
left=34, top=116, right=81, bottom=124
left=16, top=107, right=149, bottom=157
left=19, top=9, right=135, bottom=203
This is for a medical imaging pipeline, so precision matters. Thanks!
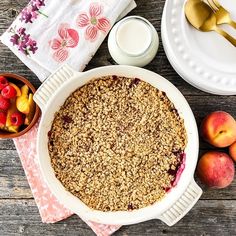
left=185, top=0, right=236, bottom=47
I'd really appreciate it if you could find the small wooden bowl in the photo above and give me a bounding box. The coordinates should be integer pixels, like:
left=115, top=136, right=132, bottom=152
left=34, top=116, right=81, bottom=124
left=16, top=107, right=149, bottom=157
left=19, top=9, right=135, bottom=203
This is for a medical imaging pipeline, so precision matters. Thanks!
left=0, top=73, right=40, bottom=139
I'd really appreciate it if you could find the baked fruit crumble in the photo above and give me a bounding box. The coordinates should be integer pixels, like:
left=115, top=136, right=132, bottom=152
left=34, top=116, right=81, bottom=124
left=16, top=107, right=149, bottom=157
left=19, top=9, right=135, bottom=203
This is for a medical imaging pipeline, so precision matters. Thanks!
left=48, top=76, right=187, bottom=211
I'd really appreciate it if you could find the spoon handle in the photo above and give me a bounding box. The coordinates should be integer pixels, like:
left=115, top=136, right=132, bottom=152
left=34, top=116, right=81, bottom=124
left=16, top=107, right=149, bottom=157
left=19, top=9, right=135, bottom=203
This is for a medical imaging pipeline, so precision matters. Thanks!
left=215, top=27, right=236, bottom=47
left=229, top=20, right=236, bottom=29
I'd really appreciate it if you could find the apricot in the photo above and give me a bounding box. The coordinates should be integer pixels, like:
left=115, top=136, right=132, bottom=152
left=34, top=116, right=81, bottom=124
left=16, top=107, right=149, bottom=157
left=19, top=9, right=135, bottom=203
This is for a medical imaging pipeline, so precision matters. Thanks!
left=197, top=151, right=235, bottom=188
left=200, top=111, right=236, bottom=148
left=24, top=93, right=36, bottom=125
left=229, top=141, right=236, bottom=162
left=16, top=85, right=35, bottom=115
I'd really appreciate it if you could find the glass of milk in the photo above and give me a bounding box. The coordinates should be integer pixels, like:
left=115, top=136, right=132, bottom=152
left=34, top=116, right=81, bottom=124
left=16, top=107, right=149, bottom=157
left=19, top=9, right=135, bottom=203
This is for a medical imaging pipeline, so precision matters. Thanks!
left=108, top=16, right=159, bottom=67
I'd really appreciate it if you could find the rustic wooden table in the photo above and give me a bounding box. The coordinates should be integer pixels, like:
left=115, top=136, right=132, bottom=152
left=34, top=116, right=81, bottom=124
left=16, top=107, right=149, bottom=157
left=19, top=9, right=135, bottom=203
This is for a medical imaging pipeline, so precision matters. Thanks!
left=0, top=0, right=235, bottom=235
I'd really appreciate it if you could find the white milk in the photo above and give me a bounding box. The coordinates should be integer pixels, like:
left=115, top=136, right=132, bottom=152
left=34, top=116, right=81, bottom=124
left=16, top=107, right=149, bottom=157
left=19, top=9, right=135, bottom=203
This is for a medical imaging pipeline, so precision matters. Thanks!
left=116, top=19, right=152, bottom=56
left=108, top=16, right=159, bottom=67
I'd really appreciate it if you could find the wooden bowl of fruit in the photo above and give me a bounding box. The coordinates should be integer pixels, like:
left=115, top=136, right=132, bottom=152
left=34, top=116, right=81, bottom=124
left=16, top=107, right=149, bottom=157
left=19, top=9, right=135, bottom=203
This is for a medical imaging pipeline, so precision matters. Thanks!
left=0, top=73, right=40, bottom=139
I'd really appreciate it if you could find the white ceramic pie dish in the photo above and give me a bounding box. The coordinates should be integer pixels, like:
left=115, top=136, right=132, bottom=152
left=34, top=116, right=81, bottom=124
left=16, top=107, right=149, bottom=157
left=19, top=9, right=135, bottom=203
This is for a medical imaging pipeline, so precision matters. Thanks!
left=33, top=64, right=202, bottom=226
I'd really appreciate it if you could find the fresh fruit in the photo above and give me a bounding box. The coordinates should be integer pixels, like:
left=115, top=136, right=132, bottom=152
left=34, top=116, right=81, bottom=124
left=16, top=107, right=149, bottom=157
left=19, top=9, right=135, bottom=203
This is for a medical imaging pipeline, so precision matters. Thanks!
left=229, top=141, right=236, bottom=162
left=0, top=111, right=7, bottom=126
left=0, top=95, right=10, bottom=110
left=5, top=98, right=20, bottom=133
left=10, top=112, right=24, bottom=126
left=0, top=81, right=35, bottom=134
left=1, top=85, right=17, bottom=99
left=200, top=111, right=236, bottom=148
left=9, top=82, right=21, bottom=96
left=197, top=151, right=235, bottom=188
left=0, top=76, right=8, bottom=90
left=24, top=93, right=36, bottom=125
left=16, top=85, right=35, bottom=115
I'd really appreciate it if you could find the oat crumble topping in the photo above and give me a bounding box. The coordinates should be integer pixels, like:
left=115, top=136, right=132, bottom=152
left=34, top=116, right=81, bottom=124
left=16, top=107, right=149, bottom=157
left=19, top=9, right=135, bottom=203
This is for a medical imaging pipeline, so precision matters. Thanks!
left=48, top=76, right=187, bottom=211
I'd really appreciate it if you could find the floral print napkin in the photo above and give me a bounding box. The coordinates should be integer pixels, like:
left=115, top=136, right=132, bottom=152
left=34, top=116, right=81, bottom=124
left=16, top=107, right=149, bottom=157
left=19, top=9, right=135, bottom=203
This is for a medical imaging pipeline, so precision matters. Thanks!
left=0, top=0, right=136, bottom=81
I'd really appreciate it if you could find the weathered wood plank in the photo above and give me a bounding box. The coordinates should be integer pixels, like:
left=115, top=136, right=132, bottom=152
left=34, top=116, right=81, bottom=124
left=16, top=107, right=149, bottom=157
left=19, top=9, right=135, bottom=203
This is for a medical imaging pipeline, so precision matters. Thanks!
left=0, top=138, right=15, bottom=150
left=0, top=199, right=94, bottom=236
left=118, top=200, right=236, bottom=236
left=0, top=175, right=32, bottom=199
left=0, top=150, right=32, bottom=198
left=0, top=199, right=235, bottom=236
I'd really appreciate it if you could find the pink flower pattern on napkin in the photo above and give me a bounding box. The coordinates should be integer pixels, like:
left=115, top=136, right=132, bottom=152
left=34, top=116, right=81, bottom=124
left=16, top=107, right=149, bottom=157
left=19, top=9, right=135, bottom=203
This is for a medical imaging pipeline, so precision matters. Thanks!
left=49, top=23, right=79, bottom=62
left=76, top=2, right=111, bottom=42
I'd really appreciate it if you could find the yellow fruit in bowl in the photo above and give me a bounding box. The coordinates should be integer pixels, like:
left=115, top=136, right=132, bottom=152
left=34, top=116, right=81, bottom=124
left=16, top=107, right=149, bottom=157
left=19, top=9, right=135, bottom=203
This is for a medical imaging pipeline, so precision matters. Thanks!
left=24, top=93, right=36, bottom=125
left=16, top=85, right=35, bottom=116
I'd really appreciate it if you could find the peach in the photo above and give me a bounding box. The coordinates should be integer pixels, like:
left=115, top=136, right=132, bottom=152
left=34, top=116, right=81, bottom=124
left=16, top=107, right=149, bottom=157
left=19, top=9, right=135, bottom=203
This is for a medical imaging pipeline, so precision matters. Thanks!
left=197, top=151, right=235, bottom=188
left=200, top=111, right=236, bottom=148
left=229, top=141, right=236, bottom=162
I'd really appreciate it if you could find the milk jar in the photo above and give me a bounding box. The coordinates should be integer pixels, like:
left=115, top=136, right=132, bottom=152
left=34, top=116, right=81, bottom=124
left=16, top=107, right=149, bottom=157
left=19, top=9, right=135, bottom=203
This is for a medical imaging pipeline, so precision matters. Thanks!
left=108, top=16, right=159, bottom=67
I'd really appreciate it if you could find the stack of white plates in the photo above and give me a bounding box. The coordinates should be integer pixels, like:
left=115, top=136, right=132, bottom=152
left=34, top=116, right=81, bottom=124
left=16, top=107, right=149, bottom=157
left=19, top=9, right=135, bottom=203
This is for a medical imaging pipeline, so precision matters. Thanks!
left=161, top=0, right=236, bottom=95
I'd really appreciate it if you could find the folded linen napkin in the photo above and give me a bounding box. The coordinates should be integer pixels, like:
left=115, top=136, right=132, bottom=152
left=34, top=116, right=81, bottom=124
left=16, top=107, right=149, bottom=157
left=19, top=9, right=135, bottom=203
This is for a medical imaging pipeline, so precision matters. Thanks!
left=1, top=0, right=137, bottom=235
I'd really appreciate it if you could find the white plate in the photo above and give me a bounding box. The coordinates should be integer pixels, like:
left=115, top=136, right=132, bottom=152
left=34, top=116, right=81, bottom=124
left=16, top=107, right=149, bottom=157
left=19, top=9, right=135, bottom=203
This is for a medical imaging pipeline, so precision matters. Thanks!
left=161, top=0, right=236, bottom=95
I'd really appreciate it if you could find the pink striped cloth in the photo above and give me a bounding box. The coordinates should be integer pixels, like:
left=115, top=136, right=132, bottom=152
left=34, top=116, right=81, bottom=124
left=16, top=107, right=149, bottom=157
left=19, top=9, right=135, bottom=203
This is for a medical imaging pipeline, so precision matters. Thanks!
left=14, top=120, right=121, bottom=235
